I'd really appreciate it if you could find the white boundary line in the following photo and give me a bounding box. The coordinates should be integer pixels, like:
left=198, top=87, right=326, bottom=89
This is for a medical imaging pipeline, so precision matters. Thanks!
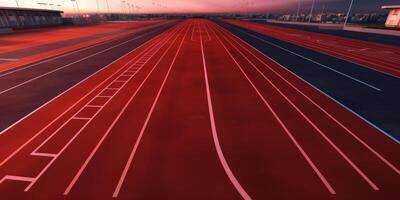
left=200, top=21, right=253, bottom=200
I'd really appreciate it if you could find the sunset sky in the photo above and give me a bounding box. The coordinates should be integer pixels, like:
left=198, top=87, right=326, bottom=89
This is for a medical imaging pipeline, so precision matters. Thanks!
left=0, top=0, right=398, bottom=14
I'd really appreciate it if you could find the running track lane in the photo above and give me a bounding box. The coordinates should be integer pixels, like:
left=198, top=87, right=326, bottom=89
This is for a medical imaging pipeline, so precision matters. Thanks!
left=64, top=19, right=242, bottom=200
left=222, top=19, right=400, bottom=78
left=0, top=20, right=184, bottom=199
left=204, top=20, right=399, bottom=199
left=0, top=21, right=178, bottom=133
left=0, top=19, right=399, bottom=200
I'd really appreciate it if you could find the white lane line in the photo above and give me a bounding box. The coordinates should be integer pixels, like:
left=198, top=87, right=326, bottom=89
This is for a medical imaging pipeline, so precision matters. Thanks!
left=220, top=24, right=400, bottom=176
left=0, top=27, right=169, bottom=96
left=225, top=24, right=382, bottom=92
left=30, top=152, right=57, bottom=157
left=0, top=175, right=35, bottom=183
left=71, top=117, right=92, bottom=121
left=85, top=105, right=104, bottom=108
left=0, top=23, right=177, bottom=168
left=347, top=48, right=369, bottom=52
left=200, top=21, right=253, bottom=200
left=218, top=23, right=400, bottom=145
left=63, top=23, right=187, bottom=196
left=209, top=23, right=336, bottom=195
left=0, top=58, right=19, bottom=61
left=0, top=21, right=171, bottom=79
left=112, top=22, right=191, bottom=198
left=215, top=25, right=380, bottom=191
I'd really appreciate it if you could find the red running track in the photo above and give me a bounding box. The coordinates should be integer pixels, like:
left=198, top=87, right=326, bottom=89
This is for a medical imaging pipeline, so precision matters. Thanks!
left=0, top=19, right=399, bottom=200
left=222, top=19, right=400, bottom=77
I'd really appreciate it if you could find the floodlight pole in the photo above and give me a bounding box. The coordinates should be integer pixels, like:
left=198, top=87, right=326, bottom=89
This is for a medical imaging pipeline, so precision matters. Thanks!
left=344, top=0, right=354, bottom=27
left=308, top=0, right=315, bottom=23
left=70, top=0, right=76, bottom=14
left=121, top=0, right=126, bottom=14
left=106, top=0, right=111, bottom=13
left=96, top=0, right=100, bottom=13
left=75, top=0, right=81, bottom=14
left=296, top=0, right=301, bottom=21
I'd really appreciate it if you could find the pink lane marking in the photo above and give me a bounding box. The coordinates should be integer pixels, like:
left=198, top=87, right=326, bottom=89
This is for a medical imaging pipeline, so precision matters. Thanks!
left=201, top=21, right=253, bottom=200
left=0, top=175, right=35, bottom=184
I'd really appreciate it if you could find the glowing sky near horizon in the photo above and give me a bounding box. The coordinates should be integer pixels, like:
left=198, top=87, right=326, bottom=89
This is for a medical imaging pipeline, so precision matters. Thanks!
left=0, top=0, right=397, bottom=14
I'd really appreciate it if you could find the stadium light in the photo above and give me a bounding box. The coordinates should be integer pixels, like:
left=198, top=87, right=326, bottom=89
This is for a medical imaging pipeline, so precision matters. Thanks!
left=344, top=0, right=355, bottom=27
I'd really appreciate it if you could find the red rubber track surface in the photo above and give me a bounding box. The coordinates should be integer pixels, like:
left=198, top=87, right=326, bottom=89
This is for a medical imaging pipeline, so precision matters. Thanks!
left=222, top=19, right=400, bottom=77
left=0, top=19, right=399, bottom=200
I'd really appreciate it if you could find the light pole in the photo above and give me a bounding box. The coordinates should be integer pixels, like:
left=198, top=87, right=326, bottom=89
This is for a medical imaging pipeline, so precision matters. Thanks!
left=344, top=0, right=354, bottom=27
left=15, top=0, right=20, bottom=8
left=70, top=0, right=76, bottom=15
left=105, top=0, right=111, bottom=13
left=121, top=0, right=126, bottom=14
left=308, top=0, right=316, bottom=23
left=72, top=0, right=81, bottom=15
left=296, top=0, right=301, bottom=21
left=96, top=0, right=100, bottom=13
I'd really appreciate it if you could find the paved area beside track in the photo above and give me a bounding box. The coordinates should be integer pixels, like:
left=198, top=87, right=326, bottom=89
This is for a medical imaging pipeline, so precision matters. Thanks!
left=0, top=19, right=398, bottom=200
